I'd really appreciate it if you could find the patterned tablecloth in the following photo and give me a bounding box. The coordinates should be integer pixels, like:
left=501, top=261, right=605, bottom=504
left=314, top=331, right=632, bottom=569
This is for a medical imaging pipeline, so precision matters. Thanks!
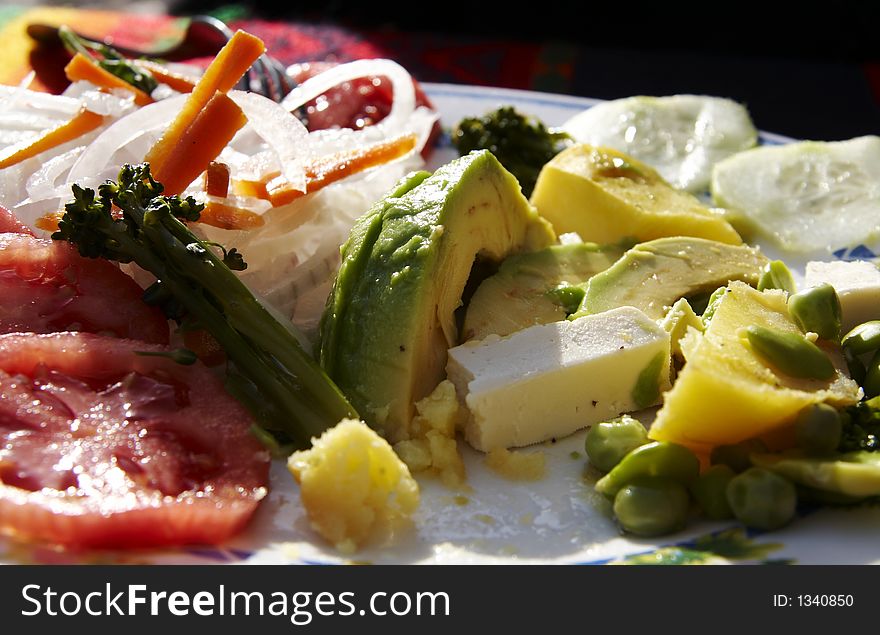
left=0, top=5, right=878, bottom=140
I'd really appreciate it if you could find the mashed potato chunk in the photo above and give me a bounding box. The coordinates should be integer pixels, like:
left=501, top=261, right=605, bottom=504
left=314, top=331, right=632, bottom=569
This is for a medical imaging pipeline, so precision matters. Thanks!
left=288, top=419, right=420, bottom=553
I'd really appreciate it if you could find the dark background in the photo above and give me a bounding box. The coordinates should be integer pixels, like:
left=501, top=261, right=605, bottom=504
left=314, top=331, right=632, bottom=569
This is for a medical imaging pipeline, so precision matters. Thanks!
left=171, top=0, right=880, bottom=141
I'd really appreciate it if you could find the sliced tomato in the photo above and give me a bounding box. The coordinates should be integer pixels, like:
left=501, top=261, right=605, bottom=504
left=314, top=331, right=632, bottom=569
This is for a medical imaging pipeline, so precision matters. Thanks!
left=288, top=61, right=440, bottom=156
left=0, top=332, right=270, bottom=548
left=0, top=205, right=33, bottom=235
left=0, top=232, right=169, bottom=344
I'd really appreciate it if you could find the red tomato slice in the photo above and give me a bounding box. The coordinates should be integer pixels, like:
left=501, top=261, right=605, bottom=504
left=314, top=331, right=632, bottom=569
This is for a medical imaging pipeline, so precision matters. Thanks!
left=0, top=205, right=33, bottom=235
left=0, top=232, right=169, bottom=344
left=0, top=332, right=270, bottom=548
left=288, top=61, right=440, bottom=156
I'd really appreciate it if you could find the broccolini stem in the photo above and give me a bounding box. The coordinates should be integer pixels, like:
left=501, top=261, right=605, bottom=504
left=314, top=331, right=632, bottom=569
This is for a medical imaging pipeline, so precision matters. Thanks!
left=54, top=164, right=356, bottom=448
left=143, top=208, right=356, bottom=443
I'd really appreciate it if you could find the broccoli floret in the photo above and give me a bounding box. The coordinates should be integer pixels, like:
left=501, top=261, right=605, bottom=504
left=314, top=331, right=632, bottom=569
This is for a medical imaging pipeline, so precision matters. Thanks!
left=54, top=163, right=356, bottom=448
left=839, top=396, right=880, bottom=453
left=452, top=106, right=571, bottom=197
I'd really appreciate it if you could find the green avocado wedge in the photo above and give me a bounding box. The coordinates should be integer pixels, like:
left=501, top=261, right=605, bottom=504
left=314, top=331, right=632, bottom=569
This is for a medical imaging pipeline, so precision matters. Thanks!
left=572, top=236, right=769, bottom=320
left=319, top=151, right=555, bottom=441
left=461, top=242, right=624, bottom=342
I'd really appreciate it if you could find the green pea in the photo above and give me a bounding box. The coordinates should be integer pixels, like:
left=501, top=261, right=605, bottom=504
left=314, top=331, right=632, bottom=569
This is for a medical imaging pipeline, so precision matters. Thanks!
left=689, top=465, right=735, bottom=520
left=843, top=347, right=867, bottom=386
left=794, top=403, right=842, bottom=455
left=584, top=415, right=649, bottom=473
left=841, top=320, right=880, bottom=355
left=595, top=441, right=700, bottom=497
left=710, top=439, right=767, bottom=473
left=757, top=260, right=796, bottom=294
left=613, top=479, right=690, bottom=537
left=726, top=467, right=797, bottom=530
left=742, top=325, right=835, bottom=380
left=787, top=283, right=842, bottom=341
left=863, top=349, right=880, bottom=399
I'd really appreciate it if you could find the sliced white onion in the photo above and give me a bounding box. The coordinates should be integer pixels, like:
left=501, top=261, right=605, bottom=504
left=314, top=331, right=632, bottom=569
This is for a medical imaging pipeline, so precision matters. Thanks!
left=78, top=88, right=136, bottom=118
left=281, top=59, right=416, bottom=133
left=229, top=91, right=310, bottom=192
left=281, top=59, right=436, bottom=162
left=0, top=112, right=63, bottom=132
left=26, top=147, right=85, bottom=199
left=0, top=85, right=81, bottom=117
left=66, top=94, right=188, bottom=184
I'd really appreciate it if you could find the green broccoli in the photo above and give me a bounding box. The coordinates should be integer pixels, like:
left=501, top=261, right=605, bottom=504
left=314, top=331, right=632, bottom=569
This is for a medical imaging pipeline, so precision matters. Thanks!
left=840, top=396, right=880, bottom=453
left=54, top=163, right=357, bottom=448
left=452, top=106, right=571, bottom=197
left=58, top=25, right=158, bottom=96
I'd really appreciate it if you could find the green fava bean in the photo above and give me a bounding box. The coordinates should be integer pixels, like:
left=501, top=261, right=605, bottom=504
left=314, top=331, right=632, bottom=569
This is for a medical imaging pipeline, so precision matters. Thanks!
left=843, top=347, right=867, bottom=386
left=690, top=465, right=735, bottom=520
left=584, top=415, right=649, bottom=473
left=726, top=467, right=797, bottom=530
left=757, top=260, right=796, bottom=294
left=613, top=479, right=690, bottom=537
left=842, top=320, right=880, bottom=355
left=595, top=441, right=700, bottom=497
left=710, top=438, right=767, bottom=473
left=794, top=403, right=842, bottom=455
left=743, top=325, right=835, bottom=380
left=787, top=283, right=842, bottom=341
left=863, top=349, right=880, bottom=399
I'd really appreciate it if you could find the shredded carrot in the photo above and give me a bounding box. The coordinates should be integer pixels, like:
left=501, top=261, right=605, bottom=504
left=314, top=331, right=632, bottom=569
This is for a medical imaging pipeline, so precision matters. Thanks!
left=133, top=60, right=197, bottom=94
left=199, top=200, right=266, bottom=230
left=0, top=108, right=105, bottom=170
left=266, top=133, right=419, bottom=207
left=35, top=212, right=64, bottom=233
left=233, top=179, right=270, bottom=200
left=144, top=30, right=265, bottom=176
left=154, top=92, right=247, bottom=196
left=64, top=53, right=154, bottom=106
left=205, top=161, right=231, bottom=198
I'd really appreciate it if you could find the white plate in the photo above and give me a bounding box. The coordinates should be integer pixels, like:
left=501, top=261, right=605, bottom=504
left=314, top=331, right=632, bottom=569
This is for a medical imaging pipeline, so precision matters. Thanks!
left=3, top=83, right=879, bottom=565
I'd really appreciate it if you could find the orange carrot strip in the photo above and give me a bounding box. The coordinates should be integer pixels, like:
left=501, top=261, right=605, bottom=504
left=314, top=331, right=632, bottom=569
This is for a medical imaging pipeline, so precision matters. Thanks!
left=232, top=179, right=270, bottom=200
left=267, top=133, right=419, bottom=207
left=153, top=92, right=247, bottom=196
left=134, top=60, right=197, bottom=94
left=0, top=108, right=105, bottom=170
left=35, top=212, right=64, bottom=233
left=64, top=53, right=154, bottom=106
left=144, top=30, right=265, bottom=175
left=205, top=161, right=231, bottom=197
left=199, top=200, right=266, bottom=230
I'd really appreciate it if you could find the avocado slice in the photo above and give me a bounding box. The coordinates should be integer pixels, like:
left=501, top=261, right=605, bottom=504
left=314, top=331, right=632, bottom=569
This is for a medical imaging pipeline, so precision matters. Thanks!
left=752, top=450, right=880, bottom=499
left=461, top=242, right=624, bottom=342
left=572, top=236, right=769, bottom=320
left=320, top=150, right=555, bottom=441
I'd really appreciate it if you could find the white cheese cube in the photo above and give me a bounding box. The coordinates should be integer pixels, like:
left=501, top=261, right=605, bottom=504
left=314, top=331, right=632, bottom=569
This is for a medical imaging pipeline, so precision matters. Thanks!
left=804, top=260, right=880, bottom=332
left=446, top=306, right=671, bottom=452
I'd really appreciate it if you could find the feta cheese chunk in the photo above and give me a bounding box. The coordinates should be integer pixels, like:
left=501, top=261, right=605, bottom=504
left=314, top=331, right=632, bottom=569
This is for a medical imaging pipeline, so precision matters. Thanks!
left=804, top=260, right=880, bottom=332
left=446, top=306, right=671, bottom=452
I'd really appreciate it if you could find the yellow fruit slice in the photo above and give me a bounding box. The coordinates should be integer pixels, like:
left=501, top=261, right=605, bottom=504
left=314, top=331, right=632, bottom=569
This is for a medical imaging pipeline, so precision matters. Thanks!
left=649, top=281, right=860, bottom=454
left=530, top=144, right=742, bottom=245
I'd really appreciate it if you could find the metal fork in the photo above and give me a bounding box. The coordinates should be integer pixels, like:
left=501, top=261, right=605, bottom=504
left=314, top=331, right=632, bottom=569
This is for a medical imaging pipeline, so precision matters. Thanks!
left=27, top=15, right=294, bottom=102
left=197, top=16, right=293, bottom=102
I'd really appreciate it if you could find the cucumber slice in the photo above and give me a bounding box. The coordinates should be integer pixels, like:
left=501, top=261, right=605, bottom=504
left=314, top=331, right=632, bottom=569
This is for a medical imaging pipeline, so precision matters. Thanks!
left=712, top=136, right=880, bottom=254
left=562, top=95, right=757, bottom=193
